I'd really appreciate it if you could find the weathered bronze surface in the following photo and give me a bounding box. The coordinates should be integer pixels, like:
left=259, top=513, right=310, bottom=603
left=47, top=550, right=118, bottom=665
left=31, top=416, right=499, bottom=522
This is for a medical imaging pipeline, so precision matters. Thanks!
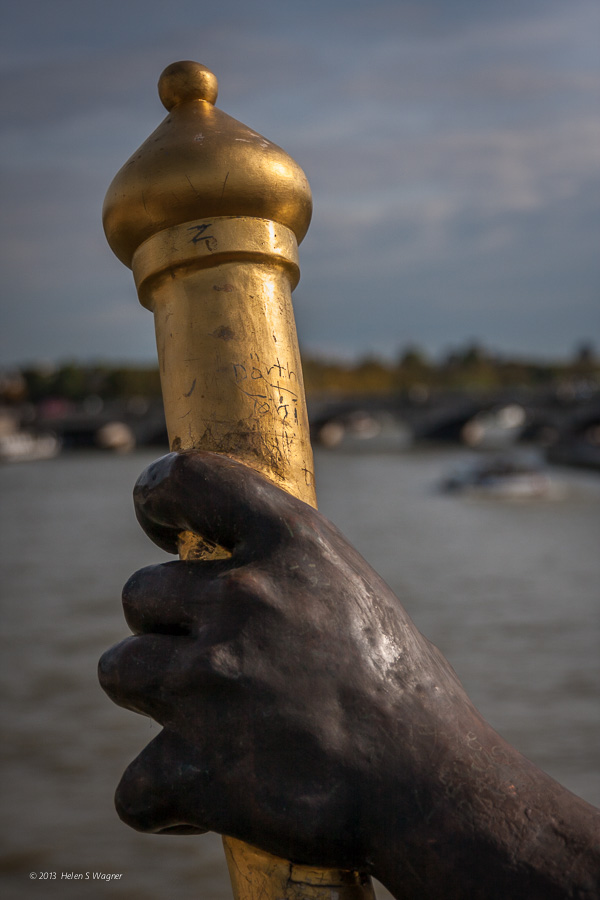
left=100, top=451, right=600, bottom=899
left=103, top=61, right=373, bottom=899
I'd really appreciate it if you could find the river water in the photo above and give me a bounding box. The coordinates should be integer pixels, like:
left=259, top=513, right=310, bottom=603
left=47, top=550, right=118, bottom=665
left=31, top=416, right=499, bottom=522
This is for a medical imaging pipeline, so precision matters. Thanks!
left=1, top=448, right=599, bottom=900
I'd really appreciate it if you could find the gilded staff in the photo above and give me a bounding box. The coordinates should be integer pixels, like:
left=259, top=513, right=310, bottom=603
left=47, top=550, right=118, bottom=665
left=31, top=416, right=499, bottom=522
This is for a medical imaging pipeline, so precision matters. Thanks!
left=103, top=61, right=374, bottom=900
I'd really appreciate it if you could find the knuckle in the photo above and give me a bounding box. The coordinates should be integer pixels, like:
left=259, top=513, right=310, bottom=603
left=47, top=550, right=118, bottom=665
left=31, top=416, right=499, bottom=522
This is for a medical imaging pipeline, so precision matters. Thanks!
left=121, top=565, right=159, bottom=624
left=219, top=567, right=274, bottom=610
left=200, top=643, right=244, bottom=684
left=121, top=568, right=144, bottom=611
left=115, top=765, right=156, bottom=832
left=98, top=636, right=162, bottom=709
left=135, top=452, right=178, bottom=495
left=97, top=641, right=126, bottom=695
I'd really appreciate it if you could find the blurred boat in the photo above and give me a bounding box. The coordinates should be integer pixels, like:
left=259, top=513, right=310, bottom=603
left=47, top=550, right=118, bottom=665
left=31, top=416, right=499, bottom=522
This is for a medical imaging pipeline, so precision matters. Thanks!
left=441, top=454, right=563, bottom=500
left=461, top=403, right=527, bottom=450
left=0, top=430, right=61, bottom=463
left=316, top=410, right=412, bottom=452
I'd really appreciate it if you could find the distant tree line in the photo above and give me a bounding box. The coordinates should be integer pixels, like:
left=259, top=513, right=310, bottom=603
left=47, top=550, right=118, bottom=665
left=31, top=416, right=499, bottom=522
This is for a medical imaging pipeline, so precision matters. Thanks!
left=2, top=342, right=598, bottom=405
left=302, top=341, right=598, bottom=396
left=5, top=364, right=163, bottom=405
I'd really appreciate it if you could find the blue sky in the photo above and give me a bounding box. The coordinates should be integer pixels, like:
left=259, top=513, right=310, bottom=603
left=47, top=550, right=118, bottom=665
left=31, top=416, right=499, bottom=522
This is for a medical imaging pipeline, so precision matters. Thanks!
left=1, top=0, right=599, bottom=365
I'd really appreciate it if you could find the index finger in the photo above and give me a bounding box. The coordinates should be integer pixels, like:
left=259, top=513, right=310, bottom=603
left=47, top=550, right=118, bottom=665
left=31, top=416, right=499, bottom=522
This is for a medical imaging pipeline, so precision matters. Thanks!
left=133, top=451, right=299, bottom=558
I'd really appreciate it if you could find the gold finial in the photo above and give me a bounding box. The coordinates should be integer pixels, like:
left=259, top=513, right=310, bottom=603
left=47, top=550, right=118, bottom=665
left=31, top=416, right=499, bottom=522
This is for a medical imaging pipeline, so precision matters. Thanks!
left=103, top=60, right=312, bottom=267
left=158, top=60, right=219, bottom=109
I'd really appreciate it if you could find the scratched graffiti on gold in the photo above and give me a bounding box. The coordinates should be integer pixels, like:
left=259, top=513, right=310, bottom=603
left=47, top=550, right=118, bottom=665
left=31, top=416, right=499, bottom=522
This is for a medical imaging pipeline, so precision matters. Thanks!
left=233, top=352, right=299, bottom=423
left=129, top=215, right=315, bottom=500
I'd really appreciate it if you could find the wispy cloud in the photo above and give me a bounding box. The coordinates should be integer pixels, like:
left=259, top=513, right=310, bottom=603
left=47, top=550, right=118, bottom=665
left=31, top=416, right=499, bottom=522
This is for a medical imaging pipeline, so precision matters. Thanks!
left=1, top=0, right=598, bottom=363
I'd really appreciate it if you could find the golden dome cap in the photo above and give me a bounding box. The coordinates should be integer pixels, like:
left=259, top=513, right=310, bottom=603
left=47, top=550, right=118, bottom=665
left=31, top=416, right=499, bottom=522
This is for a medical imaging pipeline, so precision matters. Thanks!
left=103, top=61, right=312, bottom=267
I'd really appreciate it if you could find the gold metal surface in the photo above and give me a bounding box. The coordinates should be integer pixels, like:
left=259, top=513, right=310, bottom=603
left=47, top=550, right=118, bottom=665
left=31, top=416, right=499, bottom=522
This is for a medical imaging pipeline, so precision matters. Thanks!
left=224, top=838, right=375, bottom=900
left=103, top=60, right=373, bottom=900
left=133, top=215, right=315, bottom=502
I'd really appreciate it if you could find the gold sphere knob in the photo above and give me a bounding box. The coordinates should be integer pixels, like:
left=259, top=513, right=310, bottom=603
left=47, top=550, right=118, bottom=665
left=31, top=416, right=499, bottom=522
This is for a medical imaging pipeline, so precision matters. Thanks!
left=158, top=61, right=218, bottom=109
